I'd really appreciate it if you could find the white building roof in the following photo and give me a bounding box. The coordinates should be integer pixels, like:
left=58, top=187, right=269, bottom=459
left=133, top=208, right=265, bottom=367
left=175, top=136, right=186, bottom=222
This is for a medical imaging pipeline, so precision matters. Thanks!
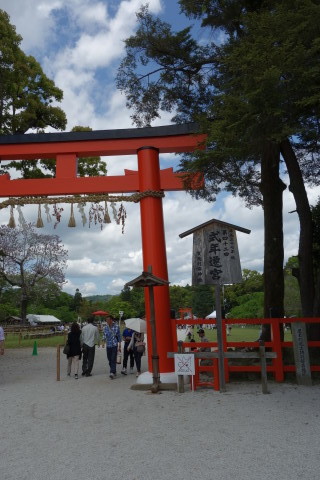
left=27, top=314, right=61, bottom=324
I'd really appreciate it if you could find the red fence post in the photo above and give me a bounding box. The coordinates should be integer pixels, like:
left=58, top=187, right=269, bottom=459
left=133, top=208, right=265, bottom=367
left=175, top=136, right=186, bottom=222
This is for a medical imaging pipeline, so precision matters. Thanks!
left=271, top=318, right=284, bottom=382
left=222, top=318, right=229, bottom=383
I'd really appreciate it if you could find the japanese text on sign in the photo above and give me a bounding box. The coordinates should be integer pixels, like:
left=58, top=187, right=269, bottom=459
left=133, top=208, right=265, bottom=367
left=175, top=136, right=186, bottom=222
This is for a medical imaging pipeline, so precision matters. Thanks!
left=192, top=223, right=242, bottom=285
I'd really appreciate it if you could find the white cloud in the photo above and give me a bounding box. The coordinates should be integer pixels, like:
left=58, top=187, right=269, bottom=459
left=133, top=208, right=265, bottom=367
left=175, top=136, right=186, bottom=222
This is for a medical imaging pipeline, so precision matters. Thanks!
left=0, top=1, right=162, bottom=52
left=0, top=0, right=62, bottom=51
left=67, top=257, right=114, bottom=276
left=109, top=277, right=128, bottom=291
left=72, top=1, right=110, bottom=30
left=64, top=278, right=98, bottom=296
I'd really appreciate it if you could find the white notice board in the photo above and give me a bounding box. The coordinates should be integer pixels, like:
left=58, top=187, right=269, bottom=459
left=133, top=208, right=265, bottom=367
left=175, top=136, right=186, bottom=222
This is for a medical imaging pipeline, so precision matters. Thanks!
left=174, top=354, right=195, bottom=375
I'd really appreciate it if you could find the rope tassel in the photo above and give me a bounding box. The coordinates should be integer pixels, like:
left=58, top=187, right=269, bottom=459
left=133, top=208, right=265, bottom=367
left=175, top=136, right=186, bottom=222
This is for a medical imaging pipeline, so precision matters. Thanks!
left=77, top=202, right=87, bottom=226
left=111, top=202, right=120, bottom=224
left=68, top=203, right=76, bottom=227
left=17, top=206, right=26, bottom=227
left=104, top=201, right=111, bottom=223
left=36, top=204, right=44, bottom=228
left=8, top=206, right=16, bottom=228
left=44, top=203, right=52, bottom=223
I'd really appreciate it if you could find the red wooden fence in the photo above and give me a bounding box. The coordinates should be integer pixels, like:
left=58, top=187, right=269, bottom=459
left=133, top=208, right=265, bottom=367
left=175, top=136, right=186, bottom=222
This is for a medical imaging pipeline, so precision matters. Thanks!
left=172, top=317, right=320, bottom=390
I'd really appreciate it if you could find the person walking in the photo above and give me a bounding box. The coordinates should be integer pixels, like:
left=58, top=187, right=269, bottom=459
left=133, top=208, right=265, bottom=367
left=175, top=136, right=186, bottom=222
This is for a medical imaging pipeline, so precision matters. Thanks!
left=197, top=328, right=211, bottom=352
left=128, top=331, right=145, bottom=377
left=81, top=316, right=100, bottom=377
left=121, top=327, right=134, bottom=375
left=103, top=315, right=121, bottom=379
left=66, top=322, right=82, bottom=379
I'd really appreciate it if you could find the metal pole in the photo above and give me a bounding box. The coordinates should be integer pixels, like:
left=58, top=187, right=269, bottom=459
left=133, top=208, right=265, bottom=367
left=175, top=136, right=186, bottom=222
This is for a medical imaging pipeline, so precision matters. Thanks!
left=177, top=340, right=185, bottom=393
left=259, top=341, right=269, bottom=394
left=56, top=344, right=61, bottom=381
left=215, top=284, right=226, bottom=392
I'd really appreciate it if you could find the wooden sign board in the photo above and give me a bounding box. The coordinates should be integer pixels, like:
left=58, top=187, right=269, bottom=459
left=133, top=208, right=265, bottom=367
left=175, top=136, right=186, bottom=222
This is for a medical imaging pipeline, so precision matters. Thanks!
left=192, top=223, right=243, bottom=285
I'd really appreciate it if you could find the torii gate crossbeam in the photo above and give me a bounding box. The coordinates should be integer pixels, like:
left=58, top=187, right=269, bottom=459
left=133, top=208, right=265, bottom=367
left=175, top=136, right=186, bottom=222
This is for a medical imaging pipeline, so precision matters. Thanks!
left=0, top=123, right=206, bottom=374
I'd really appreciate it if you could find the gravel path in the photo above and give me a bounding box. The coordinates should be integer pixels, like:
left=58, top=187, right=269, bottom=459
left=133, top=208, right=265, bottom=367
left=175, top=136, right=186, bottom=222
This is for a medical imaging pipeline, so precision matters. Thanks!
left=1, top=347, right=320, bottom=480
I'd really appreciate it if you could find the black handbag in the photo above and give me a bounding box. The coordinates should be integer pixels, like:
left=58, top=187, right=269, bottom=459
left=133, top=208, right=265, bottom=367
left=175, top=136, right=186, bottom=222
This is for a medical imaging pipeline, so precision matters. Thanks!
left=63, top=343, right=70, bottom=355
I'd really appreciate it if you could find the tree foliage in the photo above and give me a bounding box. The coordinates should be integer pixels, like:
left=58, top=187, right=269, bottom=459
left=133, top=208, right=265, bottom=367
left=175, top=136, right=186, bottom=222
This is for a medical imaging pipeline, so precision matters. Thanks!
left=169, top=285, right=193, bottom=314
left=228, top=292, right=264, bottom=319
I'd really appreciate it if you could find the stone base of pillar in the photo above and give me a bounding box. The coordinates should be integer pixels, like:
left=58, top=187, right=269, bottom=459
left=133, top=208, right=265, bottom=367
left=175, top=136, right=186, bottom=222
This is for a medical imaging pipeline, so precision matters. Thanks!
left=136, top=371, right=189, bottom=385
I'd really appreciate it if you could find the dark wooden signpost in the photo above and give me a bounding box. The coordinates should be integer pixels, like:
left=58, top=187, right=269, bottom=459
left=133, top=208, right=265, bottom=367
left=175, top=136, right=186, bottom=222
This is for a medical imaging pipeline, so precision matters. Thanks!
left=180, top=219, right=251, bottom=392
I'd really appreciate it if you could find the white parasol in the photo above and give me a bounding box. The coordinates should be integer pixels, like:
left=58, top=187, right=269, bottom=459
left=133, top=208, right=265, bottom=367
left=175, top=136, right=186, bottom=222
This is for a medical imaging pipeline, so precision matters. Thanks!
left=124, top=317, right=147, bottom=333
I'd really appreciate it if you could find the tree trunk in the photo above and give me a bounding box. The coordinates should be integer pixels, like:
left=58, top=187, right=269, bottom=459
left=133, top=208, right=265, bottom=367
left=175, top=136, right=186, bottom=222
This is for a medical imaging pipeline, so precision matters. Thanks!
left=280, top=139, right=320, bottom=339
left=259, top=141, right=286, bottom=341
left=280, top=139, right=314, bottom=313
left=20, top=290, right=28, bottom=323
left=314, top=271, right=320, bottom=316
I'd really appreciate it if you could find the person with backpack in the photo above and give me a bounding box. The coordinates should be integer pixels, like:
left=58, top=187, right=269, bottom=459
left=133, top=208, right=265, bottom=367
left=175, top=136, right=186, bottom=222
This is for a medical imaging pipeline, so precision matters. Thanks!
left=128, top=331, right=145, bottom=377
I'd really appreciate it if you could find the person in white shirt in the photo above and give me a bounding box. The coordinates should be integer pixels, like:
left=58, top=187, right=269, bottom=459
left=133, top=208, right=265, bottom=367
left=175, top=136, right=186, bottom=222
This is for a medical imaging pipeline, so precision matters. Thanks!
left=80, top=316, right=100, bottom=377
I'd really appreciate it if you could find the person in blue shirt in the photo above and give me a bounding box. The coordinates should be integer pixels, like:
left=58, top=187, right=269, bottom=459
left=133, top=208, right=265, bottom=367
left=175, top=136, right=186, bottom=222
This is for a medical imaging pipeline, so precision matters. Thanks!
left=103, top=315, right=121, bottom=379
left=121, top=327, right=134, bottom=375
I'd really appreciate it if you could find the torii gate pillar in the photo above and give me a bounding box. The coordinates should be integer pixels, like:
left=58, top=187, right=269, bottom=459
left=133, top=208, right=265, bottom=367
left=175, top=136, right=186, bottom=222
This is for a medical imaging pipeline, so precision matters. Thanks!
left=137, top=146, right=172, bottom=372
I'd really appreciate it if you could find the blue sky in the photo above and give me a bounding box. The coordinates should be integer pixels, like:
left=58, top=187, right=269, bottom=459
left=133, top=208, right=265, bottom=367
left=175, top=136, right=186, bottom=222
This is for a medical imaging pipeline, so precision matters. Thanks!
left=0, top=0, right=318, bottom=299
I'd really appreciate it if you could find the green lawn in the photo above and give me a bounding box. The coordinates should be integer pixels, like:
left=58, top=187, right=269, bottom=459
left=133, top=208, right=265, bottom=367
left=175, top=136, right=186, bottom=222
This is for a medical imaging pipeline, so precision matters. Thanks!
left=182, top=325, right=292, bottom=343
left=4, top=331, right=107, bottom=349
left=4, top=333, right=68, bottom=349
left=4, top=325, right=292, bottom=349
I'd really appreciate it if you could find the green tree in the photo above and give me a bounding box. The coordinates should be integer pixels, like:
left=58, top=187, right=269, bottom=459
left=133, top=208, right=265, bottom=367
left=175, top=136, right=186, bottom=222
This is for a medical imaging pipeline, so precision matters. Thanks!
left=117, top=1, right=320, bottom=338
left=105, top=296, right=137, bottom=319
left=78, top=297, right=95, bottom=321
left=0, top=303, right=19, bottom=322
left=191, top=285, right=214, bottom=318
left=0, top=9, right=66, bottom=137
left=126, top=287, right=145, bottom=317
left=73, top=288, right=83, bottom=313
left=224, top=270, right=264, bottom=312
left=120, top=285, right=131, bottom=302
left=228, top=292, right=264, bottom=319
left=169, top=284, right=193, bottom=315
left=284, top=274, right=301, bottom=318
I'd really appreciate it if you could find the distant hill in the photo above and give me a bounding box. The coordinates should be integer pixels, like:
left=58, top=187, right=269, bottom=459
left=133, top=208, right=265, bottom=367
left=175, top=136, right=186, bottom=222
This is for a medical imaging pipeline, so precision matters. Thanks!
left=85, top=294, right=114, bottom=303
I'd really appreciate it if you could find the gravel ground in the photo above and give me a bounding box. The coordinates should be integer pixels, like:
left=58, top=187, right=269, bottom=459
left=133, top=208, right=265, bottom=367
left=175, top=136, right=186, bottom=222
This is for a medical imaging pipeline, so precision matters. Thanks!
left=1, top=347, right=320, bottom=480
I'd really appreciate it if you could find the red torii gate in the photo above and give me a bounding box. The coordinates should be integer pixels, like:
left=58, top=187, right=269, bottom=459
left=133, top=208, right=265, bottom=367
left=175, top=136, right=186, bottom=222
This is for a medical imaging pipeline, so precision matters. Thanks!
left=0, top=123, right=206, bottom=374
